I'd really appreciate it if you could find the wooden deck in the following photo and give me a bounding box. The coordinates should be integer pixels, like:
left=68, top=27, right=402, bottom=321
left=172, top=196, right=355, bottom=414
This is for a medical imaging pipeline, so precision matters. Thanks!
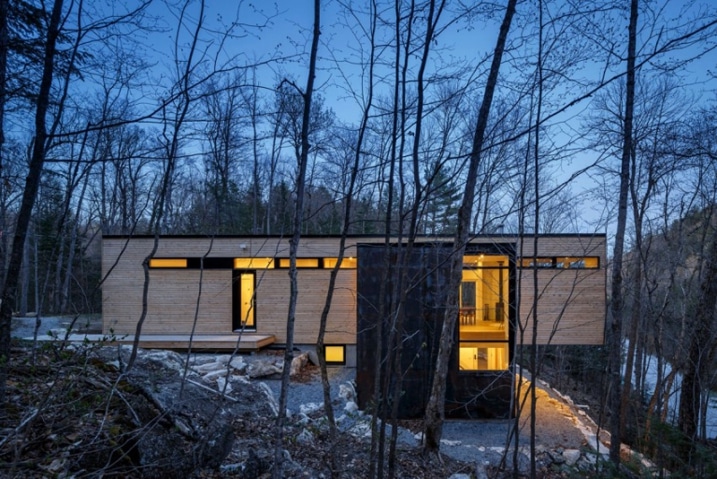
left=40, top=333, right=276, bottom=352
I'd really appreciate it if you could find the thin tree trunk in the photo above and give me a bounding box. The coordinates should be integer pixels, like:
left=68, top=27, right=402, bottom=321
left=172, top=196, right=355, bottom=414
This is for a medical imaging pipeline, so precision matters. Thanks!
left=273, top=1, right=320, bottom=476
left=315, top=4, right=377, bottom=476
left=0, top=0, right=8, bottom=284
left=608, top=0, right=638, bottom=464
left=529, top=2, right=545, bottom=476
left=126, top=0, right=203, bottom=371
left=422, top=0, right=517, bottom=454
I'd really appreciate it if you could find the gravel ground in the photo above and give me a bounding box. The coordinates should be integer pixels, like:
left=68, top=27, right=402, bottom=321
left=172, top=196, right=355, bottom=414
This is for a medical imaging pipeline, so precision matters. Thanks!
left=260, top=359, right=598, bottom=466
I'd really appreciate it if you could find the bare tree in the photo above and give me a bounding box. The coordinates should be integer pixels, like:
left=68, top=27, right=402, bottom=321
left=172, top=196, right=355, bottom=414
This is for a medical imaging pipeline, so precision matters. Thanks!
left=423, top=0, right=517, bottom=454
left=0, top=0, right=64, bottom=404
left=273, top=0, right=321, bottom=476
left=607, top=0, right=638, bottom=463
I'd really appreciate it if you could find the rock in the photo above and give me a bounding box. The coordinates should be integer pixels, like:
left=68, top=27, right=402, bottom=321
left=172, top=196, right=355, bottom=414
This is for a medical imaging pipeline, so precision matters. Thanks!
left=306, top=349, right=320, bottom=365
left=449, top=474, right=472, bottom=479
left=247, top=358, right=283, bottom=378
left=216, top=376, right=231, bottom=394
left=339, top=381, right=357, bottom=402
left=202, top=369, right=230, bottom=382
left=194, top=361, right=227, bottom=374
left=228, top=356, right=246, bottom=373
left=297, top=428, right=314, bottom=444
left=563, top=448, right=581, bottom=466
left=299, top=402, right=323, bottom=415
left=549, top=450, right=566, bottom=464
left=257, top=382, right=279, bottom=416
left=474, top=464, right=490, bottom=479
left=290, top=352, right=309, bottom=377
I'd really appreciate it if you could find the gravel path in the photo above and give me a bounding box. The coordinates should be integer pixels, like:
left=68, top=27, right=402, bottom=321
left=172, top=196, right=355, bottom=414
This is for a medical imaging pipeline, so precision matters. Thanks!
left=259, top=360, right=599, bottom=466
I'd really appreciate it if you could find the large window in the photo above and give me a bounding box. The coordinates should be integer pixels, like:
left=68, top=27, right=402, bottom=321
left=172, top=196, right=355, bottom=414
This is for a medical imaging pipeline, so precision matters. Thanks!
left=458, top=254, right=509, bottom=371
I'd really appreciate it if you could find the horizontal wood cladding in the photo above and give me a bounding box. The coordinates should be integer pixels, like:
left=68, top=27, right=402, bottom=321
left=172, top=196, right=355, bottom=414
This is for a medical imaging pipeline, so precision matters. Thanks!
left=518, top=268, right=606, bottom=345
left=517, top=235, right=606, bottom=258
left=102, top=237, right=356, bottom=344
left=103, top=234, right=606, bottom=347
left=103, top=237, right=359, bottom=260
left=255, top=270, right=356, bottom=344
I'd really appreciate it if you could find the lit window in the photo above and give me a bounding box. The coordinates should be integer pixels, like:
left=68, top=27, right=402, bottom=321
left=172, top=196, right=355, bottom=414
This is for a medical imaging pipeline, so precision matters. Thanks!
left=519, top=256, right=599, bottom=269
left=557, top=257, right=599, bottom=269
left=149, top=258, right=187, bottom=268
left=324, top=345, right=346, bottom=364
left=463, top=255, right=483, bottom=267
left=278, top=258, right=319, bottom=268
left=234, top=258, right=274, bottom=269
left=519, top=257, right=553, bottom=268
left=323, top=257, right=357, bottom=269
left=459, top=342, right=509, bottom=371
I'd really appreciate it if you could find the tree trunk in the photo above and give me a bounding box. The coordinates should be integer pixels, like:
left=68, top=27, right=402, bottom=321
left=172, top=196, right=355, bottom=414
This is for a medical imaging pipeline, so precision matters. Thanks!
left=273, top=1, right=320, bottom=477
left=0, top=0, right=64, bottom=405
left=0, top=0, right=8, bottom=284
left=608, top=0, right=638, bottom=464
left=422, top=0, right=517, bottom=454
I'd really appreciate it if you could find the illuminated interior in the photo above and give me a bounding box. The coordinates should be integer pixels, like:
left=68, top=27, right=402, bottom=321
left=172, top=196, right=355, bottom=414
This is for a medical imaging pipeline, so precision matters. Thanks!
left=149, top=258, right=187, bottom=268
left=278, top=258, right=320, bottom=268
left=324, top=345, right=346, bottom=364
left=323, top=257, right=357, bottom=269
left=519, top=256, right=599, bottom=269
left=459, top=254, right=509, bottom=371
left=239, top=272, right=255, bottom=328
left=234, top=257, right=274, bottom=269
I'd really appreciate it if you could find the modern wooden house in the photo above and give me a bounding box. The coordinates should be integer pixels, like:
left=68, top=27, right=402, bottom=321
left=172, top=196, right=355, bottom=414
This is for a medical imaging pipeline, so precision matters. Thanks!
left=102, top=234, right=606, bottom=418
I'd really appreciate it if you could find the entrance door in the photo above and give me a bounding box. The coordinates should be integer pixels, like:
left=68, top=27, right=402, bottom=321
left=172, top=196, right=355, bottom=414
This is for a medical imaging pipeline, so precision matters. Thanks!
left=232, top=271, right=255, bottom=331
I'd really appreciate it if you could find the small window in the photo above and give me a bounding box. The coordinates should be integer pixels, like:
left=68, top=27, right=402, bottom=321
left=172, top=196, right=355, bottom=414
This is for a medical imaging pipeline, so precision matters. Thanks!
left=520, top=256, right=599, bottom=269
left=323, top=257, right=357, bottom=269
left=324, top=345, right=346, bottom=365
left=459, top=342, right=508, bottom=371
left=149, top=258, right=187, bottom=268
left=278, top=258, right=320, bottom=268
left=519, top=257, right=553, bottom=268
left=234, top=257, right=274, bottom=269
left=557, top=257, right=599, bottom=269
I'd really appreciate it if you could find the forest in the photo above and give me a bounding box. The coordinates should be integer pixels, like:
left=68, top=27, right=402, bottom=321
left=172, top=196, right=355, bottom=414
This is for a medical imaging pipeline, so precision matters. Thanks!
left=1, top=0, right=717, bottom=477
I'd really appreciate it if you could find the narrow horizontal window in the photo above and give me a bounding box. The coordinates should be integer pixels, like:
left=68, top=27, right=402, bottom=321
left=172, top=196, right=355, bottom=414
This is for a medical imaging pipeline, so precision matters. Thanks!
left=323, top=257, right=357, bottom=269
left=519, top=256, right=599, bottom=269
left=277, top=258, right=319, bottom=268
left=234, top=258, right=274, bottom=269
left=324, top=345, right=346, bottom=365
left=519, top=258, right=554, bottom=268
left=149, top=258, right=187, bottom=268
left=556, top=256, right=600, bottom=269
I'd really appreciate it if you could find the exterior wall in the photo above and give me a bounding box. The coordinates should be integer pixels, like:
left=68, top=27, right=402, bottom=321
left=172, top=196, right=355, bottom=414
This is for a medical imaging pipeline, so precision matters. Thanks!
left=517, top=235, right=607, bottom=345
left=102, top=234, right=607, bottom=351
left=102, top=236, right=357, bottom=345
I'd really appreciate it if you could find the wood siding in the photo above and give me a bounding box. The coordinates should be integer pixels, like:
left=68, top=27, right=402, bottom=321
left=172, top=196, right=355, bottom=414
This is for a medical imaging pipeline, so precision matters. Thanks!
left=102, top=234, right=606, bottom=348
left=516, top=234, right=607, bottom=345
left=102, top=237, right=356, bottom=344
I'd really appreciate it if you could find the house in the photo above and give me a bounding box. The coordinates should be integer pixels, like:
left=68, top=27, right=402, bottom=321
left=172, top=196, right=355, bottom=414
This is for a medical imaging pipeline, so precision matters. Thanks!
left=102, top=234, right=606, bottom=418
